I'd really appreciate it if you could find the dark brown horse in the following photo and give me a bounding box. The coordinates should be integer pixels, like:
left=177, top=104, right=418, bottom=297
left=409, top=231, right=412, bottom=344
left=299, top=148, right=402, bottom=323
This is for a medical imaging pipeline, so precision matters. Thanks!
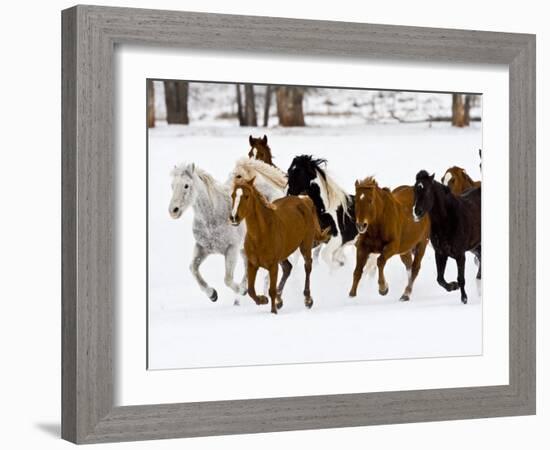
left=349, top=177, right=430, bottom=301
left=441, top=166, right=481, bottom=196
left=248, top=135, right=276, bottom=167
left=230, top=178, right=329, bottom=314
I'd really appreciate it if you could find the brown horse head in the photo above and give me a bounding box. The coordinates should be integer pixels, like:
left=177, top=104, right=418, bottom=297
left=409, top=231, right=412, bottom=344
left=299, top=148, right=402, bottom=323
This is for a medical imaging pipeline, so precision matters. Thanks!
left=248, top=135, right=274, bottom=165
left=354, top=177, right=382, bottom=234
left=441, top=166, right=479, bottom=195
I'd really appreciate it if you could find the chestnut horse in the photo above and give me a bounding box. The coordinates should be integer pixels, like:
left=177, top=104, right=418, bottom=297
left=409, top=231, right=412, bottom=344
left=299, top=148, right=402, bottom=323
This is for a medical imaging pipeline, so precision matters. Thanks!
left=441, top=166, right=481, bottom=196
left=230, top=179, right=328, bottom=314
left=248, top=135, right=277, bottom=167
left=349, top=177, right=430, bottom=301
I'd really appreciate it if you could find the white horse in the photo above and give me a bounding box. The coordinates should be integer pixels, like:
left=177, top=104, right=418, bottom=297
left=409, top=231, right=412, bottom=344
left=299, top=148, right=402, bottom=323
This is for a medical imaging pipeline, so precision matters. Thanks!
left=228, top=157, right=288, bottom=201
left=169, top=163, right=247, bottom=303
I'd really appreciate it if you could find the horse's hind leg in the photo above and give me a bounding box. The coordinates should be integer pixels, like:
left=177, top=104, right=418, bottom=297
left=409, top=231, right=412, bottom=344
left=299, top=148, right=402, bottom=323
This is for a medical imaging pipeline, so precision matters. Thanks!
left=190, top=243, right=217, bottom=301
left=275, top=259, right=293, bottom=310
left=473, top=245, right=481, bottom=280
left=300, top=244, right=314, bottom=309
left=399, top=252, right=413, bottom=301
left=247, top=262, right=269, bottom=306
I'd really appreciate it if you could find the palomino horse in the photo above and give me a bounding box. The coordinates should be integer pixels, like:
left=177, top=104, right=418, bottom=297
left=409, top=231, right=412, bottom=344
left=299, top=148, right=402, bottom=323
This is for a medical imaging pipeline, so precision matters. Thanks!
left=169, top=163, right=247, bottom=303
left=349, top=177, right=430, bottom=301
left=229, top=178, right=329, bottom=314
left=441, top=166, right=481, bottom=196
left=248, top=135, right=277, bottom=167
left=413, top=171, right=481, bottom=304
left=286, top=155, right=358, bottom=268
left=229, top=157, right=287, bottom=202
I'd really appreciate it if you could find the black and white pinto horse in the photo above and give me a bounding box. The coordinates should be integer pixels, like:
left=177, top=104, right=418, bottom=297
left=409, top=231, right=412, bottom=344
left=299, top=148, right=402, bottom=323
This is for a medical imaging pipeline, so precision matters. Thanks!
left=286, top=155, right=361, bottom=268
left=413, top=170, right=481, bottom=304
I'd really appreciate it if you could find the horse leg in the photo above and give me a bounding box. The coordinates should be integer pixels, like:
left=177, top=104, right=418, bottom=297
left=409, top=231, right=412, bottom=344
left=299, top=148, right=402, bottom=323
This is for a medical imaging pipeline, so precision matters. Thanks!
left=312, top=244, right=322, bottom=264
left=247, top=262, right=269, bottom=306
left=377, top=244, right=397, bottom=296
left=435, top=251, right=458, bottom=291
left=321, top=234, right=343, bottom=269
left=301, top=245, right=314, bottom=309
left=189, top=244, right=217, bottom=301
left=276, top=259, right=293, bottom=308
left=349, top=244, right=369, bottom=297
left=401, top=239, right=428, bottom=301
left=473, top=245, right=482, bottom=280
left=224, top=245, right=246, bottom=295
left=268, top=264, right=280, bottom=314
left=456, top=254, right=468, bottom=304
left=237, top=250, right=248, bottom=297
left=399, top=252, right=413, bottom=301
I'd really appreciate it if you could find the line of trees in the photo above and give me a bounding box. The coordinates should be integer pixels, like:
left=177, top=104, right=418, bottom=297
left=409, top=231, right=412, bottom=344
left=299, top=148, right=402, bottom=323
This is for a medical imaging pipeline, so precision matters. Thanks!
left=147, top=80, right=477, bottom=129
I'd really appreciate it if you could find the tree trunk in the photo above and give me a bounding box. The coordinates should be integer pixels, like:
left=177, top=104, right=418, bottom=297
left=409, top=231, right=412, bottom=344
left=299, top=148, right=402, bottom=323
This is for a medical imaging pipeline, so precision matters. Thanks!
left=463, top=94, right=472, bottom=126
left=263, top=85, right=272, bottom=127
left=276, top=87, right=305, bottom=127
left=164, top=81, right=189, bottom=124
left=451, top=93, right=465, bottom=127
left=147, top=79, right=155, bottom=128
left=236, top=84, right=244, bottom=125
left=243, top=84, right=257, bottom=126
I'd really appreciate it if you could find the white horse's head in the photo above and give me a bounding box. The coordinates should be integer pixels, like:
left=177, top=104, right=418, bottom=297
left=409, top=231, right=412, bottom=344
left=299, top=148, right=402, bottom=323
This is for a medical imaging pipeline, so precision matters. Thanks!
left=169, top=163, right=198, bottom=219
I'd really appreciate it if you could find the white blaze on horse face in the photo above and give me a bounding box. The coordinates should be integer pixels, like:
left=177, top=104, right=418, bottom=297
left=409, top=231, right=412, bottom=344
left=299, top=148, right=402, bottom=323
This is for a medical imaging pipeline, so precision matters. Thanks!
left=231, top=188, right=243, bottom=219
left=251, top=148, right=257, bottom=158
left=360, top=193, right=365, bottom=200
left=442, top=172, right=452, bottom=186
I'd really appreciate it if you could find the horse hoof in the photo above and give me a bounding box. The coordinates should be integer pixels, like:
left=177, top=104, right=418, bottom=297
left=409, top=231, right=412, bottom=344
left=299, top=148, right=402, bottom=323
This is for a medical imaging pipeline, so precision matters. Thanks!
left=276, top=299, right=283, bottom=310
left=461, top=296, right=468, bottom=304
left=209, top=289, right=218, bottom=302
left=348, top=291, right=356, bottom=298
left=379, top=286, right=389, bottom=296
left=400, top=294, right=410, bottom=301
left=271, top=308, right=278, bottom=315
left=233, top=298, right=240, bottom=306
left=305, top=298, right=314, bottom=309
left=448, top=282, right=459, bottom=291
left=239, top=286, right=248, bottom=296
left=256, top=295, right=269, bottom=305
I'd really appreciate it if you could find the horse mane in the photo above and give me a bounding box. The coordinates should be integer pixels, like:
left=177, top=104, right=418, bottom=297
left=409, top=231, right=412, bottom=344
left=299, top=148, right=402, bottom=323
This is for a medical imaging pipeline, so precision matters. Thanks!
left=233, top=157, right=287, bottom=190
left=297, top=155, right=349, bottom=213
left=172, top=163, right=226, bottom=206
left=356, top=176, right=379, bottom=188
left=236, top=181, right=277, bottom=210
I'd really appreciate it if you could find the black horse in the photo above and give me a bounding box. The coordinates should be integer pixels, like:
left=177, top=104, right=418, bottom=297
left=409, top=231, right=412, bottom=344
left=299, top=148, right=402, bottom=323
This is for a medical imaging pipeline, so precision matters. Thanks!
left=413, top=170, right=481, bottom=304
left=286, top=155, right=357, bottom=267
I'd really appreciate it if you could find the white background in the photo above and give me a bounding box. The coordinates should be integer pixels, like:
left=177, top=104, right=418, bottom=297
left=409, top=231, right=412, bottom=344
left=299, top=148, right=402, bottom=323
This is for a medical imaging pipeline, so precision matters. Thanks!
left=0, top=0, right=546, bottom=449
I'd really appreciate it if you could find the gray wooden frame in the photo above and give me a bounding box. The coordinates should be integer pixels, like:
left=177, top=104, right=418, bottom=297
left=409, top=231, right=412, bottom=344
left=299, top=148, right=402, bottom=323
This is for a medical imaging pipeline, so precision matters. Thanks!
left=62, top=4, right=536, bottom=444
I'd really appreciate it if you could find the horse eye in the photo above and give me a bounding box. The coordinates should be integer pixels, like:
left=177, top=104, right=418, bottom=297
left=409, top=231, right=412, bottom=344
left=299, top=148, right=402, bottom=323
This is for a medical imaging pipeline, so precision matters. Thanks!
left=184, top=184, right=189, bottom=189
left=236, top=174, right=242, bottom=179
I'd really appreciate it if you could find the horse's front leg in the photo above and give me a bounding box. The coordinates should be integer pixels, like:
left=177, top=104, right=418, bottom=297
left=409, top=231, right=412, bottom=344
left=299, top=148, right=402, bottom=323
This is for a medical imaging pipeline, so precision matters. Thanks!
left=276, top=259, right=293, bottom=307
left=349, top=244, right=369, bottom=297
left=189, top=243, right=217, bottom=301
left=247, top=261, right=269, bottom=306
left=302, top=248, right=314, bottom=309
left=435, top=251, right=458, bottom=291
left=455, top=253, right=468, bottom=304
left=268, top=264, right=280, bottom=314
left=377, top=244, right=398, bottom=296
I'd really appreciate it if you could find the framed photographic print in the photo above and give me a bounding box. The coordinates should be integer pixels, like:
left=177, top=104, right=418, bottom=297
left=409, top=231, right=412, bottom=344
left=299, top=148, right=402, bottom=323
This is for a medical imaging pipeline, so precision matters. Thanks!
left=62, top=5, right=536, bottom=444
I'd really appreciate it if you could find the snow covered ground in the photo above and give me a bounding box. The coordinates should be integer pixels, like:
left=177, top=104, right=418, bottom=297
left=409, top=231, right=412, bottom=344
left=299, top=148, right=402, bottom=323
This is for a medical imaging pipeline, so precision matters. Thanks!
left=148, top=120, right=483, bottom=370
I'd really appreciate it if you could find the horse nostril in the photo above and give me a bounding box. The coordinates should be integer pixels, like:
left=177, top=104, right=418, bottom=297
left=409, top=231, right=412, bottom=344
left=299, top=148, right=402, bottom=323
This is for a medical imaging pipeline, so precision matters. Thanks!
left=173, top=207, right=179, bottom=214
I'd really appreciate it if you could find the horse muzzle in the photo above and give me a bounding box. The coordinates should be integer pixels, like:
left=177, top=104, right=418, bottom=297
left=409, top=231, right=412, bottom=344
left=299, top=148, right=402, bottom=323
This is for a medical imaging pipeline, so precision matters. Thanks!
left=169, top=206, right=183, bottom=219
left=356, top=222, right=368, bottom=234
left=412, top=208, right=424, bottom=222
left=229, top=215, right=241, bottom=226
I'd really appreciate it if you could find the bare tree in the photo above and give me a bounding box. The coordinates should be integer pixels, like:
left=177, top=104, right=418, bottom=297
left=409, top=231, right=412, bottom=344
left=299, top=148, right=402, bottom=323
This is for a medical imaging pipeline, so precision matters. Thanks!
left=276, top=86, right=305, bottom=127
left=463, top=94, right=472, bottom=126
left=452, top=93, right=465, bottom=127
left=244, top=85, right=257, bottom=126
left=164, top=80, right=189, bottom=124
left=236, top=84, right=244, bottom=125
left=147, top=79, right=155, bottom=128
left=263, top=85, right=272, bottom=127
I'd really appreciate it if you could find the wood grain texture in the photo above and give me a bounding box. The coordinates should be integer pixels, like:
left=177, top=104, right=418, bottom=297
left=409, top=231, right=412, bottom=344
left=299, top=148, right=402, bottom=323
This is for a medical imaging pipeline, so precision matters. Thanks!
left=61, top=4, right=536, bottom=444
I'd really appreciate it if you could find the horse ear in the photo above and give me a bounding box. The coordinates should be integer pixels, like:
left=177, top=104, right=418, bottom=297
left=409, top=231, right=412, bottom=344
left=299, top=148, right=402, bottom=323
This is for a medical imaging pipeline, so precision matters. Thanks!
left=249, top=135, right=254, bottom=146
left=189, top=163, right=195, bottom=174
left=430, top=173, right=435, bottom=180
left=262, top=135, right=268, bottom=145
left=355, top=179, right=360, bottom=188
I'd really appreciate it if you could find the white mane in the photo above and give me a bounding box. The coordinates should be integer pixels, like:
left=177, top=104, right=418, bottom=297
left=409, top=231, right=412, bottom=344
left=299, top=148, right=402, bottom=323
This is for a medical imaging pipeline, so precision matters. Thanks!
left=171, top=163, right=227, bottom=205
left=231, top=157, right=287, bottom=190
left=315, top=168, right=350, bottom=215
